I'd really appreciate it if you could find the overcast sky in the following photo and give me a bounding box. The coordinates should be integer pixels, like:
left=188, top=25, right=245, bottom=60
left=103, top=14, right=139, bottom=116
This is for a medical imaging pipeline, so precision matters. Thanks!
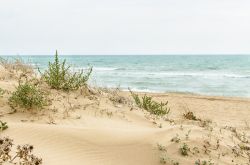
left=0, top=0, right=250, bottom=55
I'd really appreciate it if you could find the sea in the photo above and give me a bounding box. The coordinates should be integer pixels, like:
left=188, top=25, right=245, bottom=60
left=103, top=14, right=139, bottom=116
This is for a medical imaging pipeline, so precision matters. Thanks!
left=1, top=55, right=250, bottom=97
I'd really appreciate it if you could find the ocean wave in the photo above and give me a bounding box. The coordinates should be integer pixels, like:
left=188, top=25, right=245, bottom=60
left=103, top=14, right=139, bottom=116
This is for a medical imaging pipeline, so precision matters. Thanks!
left=158, top=72, right=250, bottom=78
left=120, top=71, right=250, bottom=79
left=115, top=68, right=127, bottom=71
left=73, top=67, right=117, bottom=71
left=94, top=67, right=117, bottom=71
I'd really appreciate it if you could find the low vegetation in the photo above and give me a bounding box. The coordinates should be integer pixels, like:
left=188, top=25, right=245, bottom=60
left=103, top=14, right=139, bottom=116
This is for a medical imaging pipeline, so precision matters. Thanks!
left=0, top=88, right=4, bottom=97
left=195, top=159, right=214, bottom=165
left=40, top=51, right=92, bottom=91
left=0, top=121, right=8, bottom=131
left=9, top=81, right=47, bottom=111
left=171, top=134, right=181, bottom=143
left=0, top=57, right=33, bottom=74
left=183, top=111, right=198, bottom=121
left=179, top=143, right=190, bottom=156
left=0, top=137, right=42, bottom=164
left=157, top=143, right=167, bottom=152
left=129, top=89, right=170, bottom=116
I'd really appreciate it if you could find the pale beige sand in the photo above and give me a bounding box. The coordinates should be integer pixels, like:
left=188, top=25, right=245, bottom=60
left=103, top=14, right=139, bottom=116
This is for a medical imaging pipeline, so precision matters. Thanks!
left=0, top=66, right=250, bottom=165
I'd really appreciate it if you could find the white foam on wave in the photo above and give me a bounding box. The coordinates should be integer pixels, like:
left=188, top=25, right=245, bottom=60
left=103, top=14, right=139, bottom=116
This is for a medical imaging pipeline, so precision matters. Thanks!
left=73, top=67, right=118, bottom=71
left=112, top=71, right=250, bottom=79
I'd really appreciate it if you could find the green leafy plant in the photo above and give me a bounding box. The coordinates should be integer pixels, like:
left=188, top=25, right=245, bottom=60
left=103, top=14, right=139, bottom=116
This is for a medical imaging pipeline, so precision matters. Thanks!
left=41, top=51, right=92, bottom=91
left=9, top=82, right=47, bottom=110
left=0, top=121, right=8, bottom=131
left=129, top=89, right=170, bottom=116
left=130, top=89, right=141, bottom=106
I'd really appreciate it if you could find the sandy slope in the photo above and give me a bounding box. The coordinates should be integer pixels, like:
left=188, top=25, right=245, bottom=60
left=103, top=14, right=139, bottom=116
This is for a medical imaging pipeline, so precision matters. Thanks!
left=0, top=66, right=250, bottom=165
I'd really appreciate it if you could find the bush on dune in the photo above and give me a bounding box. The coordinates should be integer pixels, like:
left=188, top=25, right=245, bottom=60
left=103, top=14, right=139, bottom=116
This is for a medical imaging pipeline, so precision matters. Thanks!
left=8, top=81, right=47, bottom=111
left=40, top=51, right=92, bottom=91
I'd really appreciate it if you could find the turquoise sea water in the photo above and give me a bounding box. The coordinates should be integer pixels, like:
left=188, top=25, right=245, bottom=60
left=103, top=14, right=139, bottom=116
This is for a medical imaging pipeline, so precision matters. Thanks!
left=1, top=55, right=250, bottom=97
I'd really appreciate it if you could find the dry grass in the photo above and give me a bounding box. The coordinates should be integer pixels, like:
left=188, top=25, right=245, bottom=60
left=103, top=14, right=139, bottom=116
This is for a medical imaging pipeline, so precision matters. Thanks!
left=0, top=57, right=33, bottom=74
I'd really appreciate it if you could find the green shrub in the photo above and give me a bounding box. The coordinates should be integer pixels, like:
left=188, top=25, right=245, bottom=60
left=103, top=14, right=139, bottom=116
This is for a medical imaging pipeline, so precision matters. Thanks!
left=129, top=89, right=170, bottom=116
left=40, top=51, right=92, bottom=91
left=9, top=82, right=46, bottom=110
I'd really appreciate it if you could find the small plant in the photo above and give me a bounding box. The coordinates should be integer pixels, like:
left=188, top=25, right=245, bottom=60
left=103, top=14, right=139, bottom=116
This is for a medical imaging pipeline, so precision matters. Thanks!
left=129, top=89, right=170, bottom=116
left=195, top=159, right=214, bottom=165
left=179, top=143, right=190, bottom=156
left=199, top=119, right=212, bottom=128
left=203, top=140, right=211, bottom=155
left=159, top=155, right=167, bottom=164
left=0, top=137, right=42, bottom=164
left=0, top=88, right=4, bottom=97
left=157, top=143, right=167, bottom=152
left=9, top=81, right=47, bottom=110
left=183, top=111, right=198, bottom=120
left=0, top=121, right=8, bottom=131
left=172, top=161, right=179, bottom=165
left=239, top=143, right=250, bottom=151
left=171, top=134, right=181, bottom=143
left=160, top=155, right=179, bottom=165
left=129, top=89, right=141, bottom=106
left=41, top=51, right=92, bottom=91
left=109, top=88, right=128, bottom=104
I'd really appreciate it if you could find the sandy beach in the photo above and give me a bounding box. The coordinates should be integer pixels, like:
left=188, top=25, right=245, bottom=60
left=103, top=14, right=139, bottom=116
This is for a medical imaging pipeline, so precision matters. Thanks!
left=0, top=63, right=250, bottom=165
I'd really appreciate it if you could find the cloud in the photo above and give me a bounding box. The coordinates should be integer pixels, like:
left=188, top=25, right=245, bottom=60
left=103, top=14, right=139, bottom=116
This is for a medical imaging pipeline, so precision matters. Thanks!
left=0, top=0, right=250, bottom=55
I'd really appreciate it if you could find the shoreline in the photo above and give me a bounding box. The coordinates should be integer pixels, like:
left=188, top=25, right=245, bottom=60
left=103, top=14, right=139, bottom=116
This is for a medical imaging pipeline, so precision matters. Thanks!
left=113, top=87, right=250, bottom=101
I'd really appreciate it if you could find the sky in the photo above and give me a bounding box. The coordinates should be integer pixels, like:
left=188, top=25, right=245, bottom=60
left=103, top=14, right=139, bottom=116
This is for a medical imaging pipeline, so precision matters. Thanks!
left=0, top=0, right=250, bottom=55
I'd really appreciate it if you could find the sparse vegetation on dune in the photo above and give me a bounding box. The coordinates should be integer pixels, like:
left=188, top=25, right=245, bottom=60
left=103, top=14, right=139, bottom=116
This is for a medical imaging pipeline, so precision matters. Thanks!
left=0, top=57, right=33, bottom=74
left=0, top=122, right=42, bottom=164
left=129, top=89, right=170, bottom=116
left=195, top=159, right=214, bottom=165
left=0, top=137, right=42, bottom=165
left=40, top=51, right=92, bottom=91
